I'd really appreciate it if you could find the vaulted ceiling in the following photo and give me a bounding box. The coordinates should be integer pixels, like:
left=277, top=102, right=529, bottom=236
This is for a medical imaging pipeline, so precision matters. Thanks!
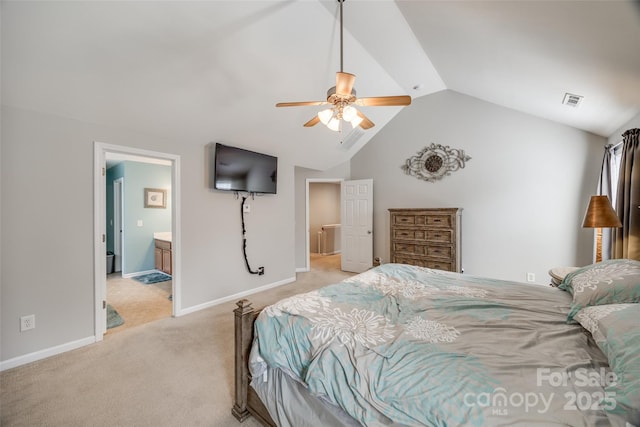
left=3, top=1, right=639, bottom=170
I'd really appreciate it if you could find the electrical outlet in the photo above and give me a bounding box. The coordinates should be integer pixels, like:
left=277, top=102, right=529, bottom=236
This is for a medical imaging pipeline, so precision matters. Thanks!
left=526, top=272, right=536, bottom=282
left=20, top=314, right=35, bottom=332
left=243, top=204, right=250, bottom=213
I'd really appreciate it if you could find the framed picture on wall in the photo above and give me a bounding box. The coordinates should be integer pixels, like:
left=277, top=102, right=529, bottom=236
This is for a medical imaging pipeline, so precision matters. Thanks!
left=144, top=188, right=167, bottom=208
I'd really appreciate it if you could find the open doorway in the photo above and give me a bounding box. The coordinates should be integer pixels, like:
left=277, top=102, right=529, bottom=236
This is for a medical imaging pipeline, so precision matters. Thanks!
left=94, top=142, right=181, bottom=341
left=306, top=179, right=342, bottom=272
left=104, top=153, right=173, bottom=334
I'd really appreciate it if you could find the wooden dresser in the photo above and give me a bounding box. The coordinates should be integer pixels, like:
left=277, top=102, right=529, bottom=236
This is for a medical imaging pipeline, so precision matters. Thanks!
left=389, top=208, right=462, bottom=272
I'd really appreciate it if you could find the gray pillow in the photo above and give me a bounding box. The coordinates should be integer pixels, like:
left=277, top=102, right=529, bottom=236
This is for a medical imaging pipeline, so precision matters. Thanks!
left=574, top=304, right=640, bottom=425
left=559, top=259, right=640, bottom=321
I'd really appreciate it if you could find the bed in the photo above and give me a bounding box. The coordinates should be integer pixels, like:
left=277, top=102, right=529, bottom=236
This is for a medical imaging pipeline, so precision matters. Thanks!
left=232, top=261, right=640, bottom=426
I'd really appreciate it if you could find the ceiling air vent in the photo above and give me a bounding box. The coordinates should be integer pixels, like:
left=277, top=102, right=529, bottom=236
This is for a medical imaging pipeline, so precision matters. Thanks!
left=340, top=127, right=366, bottom=150
left=563, top=93, right=583, bottom=107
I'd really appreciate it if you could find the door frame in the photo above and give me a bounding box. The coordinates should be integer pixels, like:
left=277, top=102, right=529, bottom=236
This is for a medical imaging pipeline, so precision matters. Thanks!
left=93, top=141, right=181, bottom=341
left=305, top=178, right=343, bottom=272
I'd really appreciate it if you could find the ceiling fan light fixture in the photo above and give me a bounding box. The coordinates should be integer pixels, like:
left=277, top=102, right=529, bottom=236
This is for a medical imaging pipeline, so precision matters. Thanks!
left=327, top=117, right=341, bottom=132
left=342, top=105, right=357, bottom=122
left=275, top=0, right=411, bottom=131
left=350, top=114, right=363, bottom=128
left=318, top=108, right=334, bottom=125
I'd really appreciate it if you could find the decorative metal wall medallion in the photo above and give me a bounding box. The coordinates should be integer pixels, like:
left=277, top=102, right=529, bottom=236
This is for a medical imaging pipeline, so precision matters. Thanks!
left=402, top=143, right=471, bottom=182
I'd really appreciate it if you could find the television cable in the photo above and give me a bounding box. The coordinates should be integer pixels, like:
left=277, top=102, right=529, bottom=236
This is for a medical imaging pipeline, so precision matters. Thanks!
left=240, top=195, right=264, bottom=275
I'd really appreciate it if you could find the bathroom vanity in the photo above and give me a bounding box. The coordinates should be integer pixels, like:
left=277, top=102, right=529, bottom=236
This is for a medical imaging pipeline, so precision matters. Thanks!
left=153, top=232, right=172, bottom=275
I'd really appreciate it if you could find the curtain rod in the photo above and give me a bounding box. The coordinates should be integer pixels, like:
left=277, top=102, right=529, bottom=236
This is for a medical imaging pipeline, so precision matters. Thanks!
left=606, top=140, right=623, bottom=150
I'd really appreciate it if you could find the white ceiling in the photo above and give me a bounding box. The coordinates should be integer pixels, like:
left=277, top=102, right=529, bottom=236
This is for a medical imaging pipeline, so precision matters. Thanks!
left=3, top=1, right=639, bottom=170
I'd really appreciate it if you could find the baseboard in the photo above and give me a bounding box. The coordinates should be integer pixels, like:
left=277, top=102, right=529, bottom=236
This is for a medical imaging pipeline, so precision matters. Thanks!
left=2, top=276, right=296, bottom=370
left=296, top=267, right=309, bottom=273
left=0, top=336, right=95, bottom=372
left=177, top=276, right=296, bottom=317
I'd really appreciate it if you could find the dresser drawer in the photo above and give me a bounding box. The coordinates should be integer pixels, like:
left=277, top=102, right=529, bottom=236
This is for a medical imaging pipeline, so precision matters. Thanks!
left=393, top=215, right=418, bottom=226
left=393, top=229, right=420, bottom=240
left=392, top=256, right=455, bottom=272
left=392, top=228, right=453, bottom=244
left=393, top=242, right=453, bottom=259
left=393, top=242, right=426, bottom=256
left=393, top=214, right=453, bottom=228
left=426, top=245, right=454, bottom=259
left=423, top=215, right=453, bottom=228
left=426, top=229, right=453, bottom=243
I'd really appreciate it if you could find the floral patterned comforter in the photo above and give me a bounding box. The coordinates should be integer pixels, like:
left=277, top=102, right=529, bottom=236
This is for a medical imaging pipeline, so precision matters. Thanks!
left=250, top=264, right=629, bottom=426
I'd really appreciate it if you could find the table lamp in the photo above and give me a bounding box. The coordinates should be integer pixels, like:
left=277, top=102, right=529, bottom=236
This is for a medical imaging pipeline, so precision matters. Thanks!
left=582, top=195, right=622, bottom=262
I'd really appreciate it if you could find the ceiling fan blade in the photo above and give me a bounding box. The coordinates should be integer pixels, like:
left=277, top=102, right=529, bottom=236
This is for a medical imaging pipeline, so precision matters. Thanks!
left=276, top=101, right=328, bottom=107
left=356, top=95, right=412, bottom=107
left=303, top=116, right=320, bottom=127
left=336, top=72, right=356, bottom=96
left=357, top=111, right=374, bottom=129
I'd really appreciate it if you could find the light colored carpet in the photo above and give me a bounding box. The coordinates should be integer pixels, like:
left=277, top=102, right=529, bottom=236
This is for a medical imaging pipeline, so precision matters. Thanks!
left=0, top=254, right=352, bottom=427
left=106, top=273, right=172, bottom=333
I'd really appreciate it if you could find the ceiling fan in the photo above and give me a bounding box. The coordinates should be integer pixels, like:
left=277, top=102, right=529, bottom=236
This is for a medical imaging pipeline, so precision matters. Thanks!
left=275, top=0, right=411, bottom=132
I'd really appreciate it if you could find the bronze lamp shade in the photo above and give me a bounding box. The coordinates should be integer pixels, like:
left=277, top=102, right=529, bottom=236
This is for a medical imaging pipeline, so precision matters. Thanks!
left=582, top=195, right=622, bottom=228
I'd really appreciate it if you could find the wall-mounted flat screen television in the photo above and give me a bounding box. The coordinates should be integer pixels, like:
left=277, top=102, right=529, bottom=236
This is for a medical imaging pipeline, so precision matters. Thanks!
left=211, top=143, right=277, bottom=194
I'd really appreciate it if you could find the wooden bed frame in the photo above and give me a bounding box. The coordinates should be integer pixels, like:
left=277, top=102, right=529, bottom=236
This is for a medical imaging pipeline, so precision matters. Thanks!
left=231, top=299, right=275, bottom=426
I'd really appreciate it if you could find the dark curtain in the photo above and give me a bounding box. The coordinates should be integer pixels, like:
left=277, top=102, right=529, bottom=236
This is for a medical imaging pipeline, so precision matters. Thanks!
left=597, top=145, right=617, bottom=261
left=613, top=128, right=640, bottom=260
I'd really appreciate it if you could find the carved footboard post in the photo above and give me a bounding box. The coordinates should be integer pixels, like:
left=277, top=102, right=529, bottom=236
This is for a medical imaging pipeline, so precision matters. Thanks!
left=232, top=299, right=255, bottom=422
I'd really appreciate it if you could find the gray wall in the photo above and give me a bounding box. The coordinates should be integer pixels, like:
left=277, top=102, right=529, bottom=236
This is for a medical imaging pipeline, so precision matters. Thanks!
left=0, top=90, right=616, bottom=365
left=351, top=90, right=606, bottom=283
left=1, top=105, right=295, bottom=363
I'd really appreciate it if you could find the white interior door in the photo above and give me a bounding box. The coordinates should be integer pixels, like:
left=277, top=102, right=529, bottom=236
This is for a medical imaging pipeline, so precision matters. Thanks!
left=341, top=179, right=373, bottom=273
